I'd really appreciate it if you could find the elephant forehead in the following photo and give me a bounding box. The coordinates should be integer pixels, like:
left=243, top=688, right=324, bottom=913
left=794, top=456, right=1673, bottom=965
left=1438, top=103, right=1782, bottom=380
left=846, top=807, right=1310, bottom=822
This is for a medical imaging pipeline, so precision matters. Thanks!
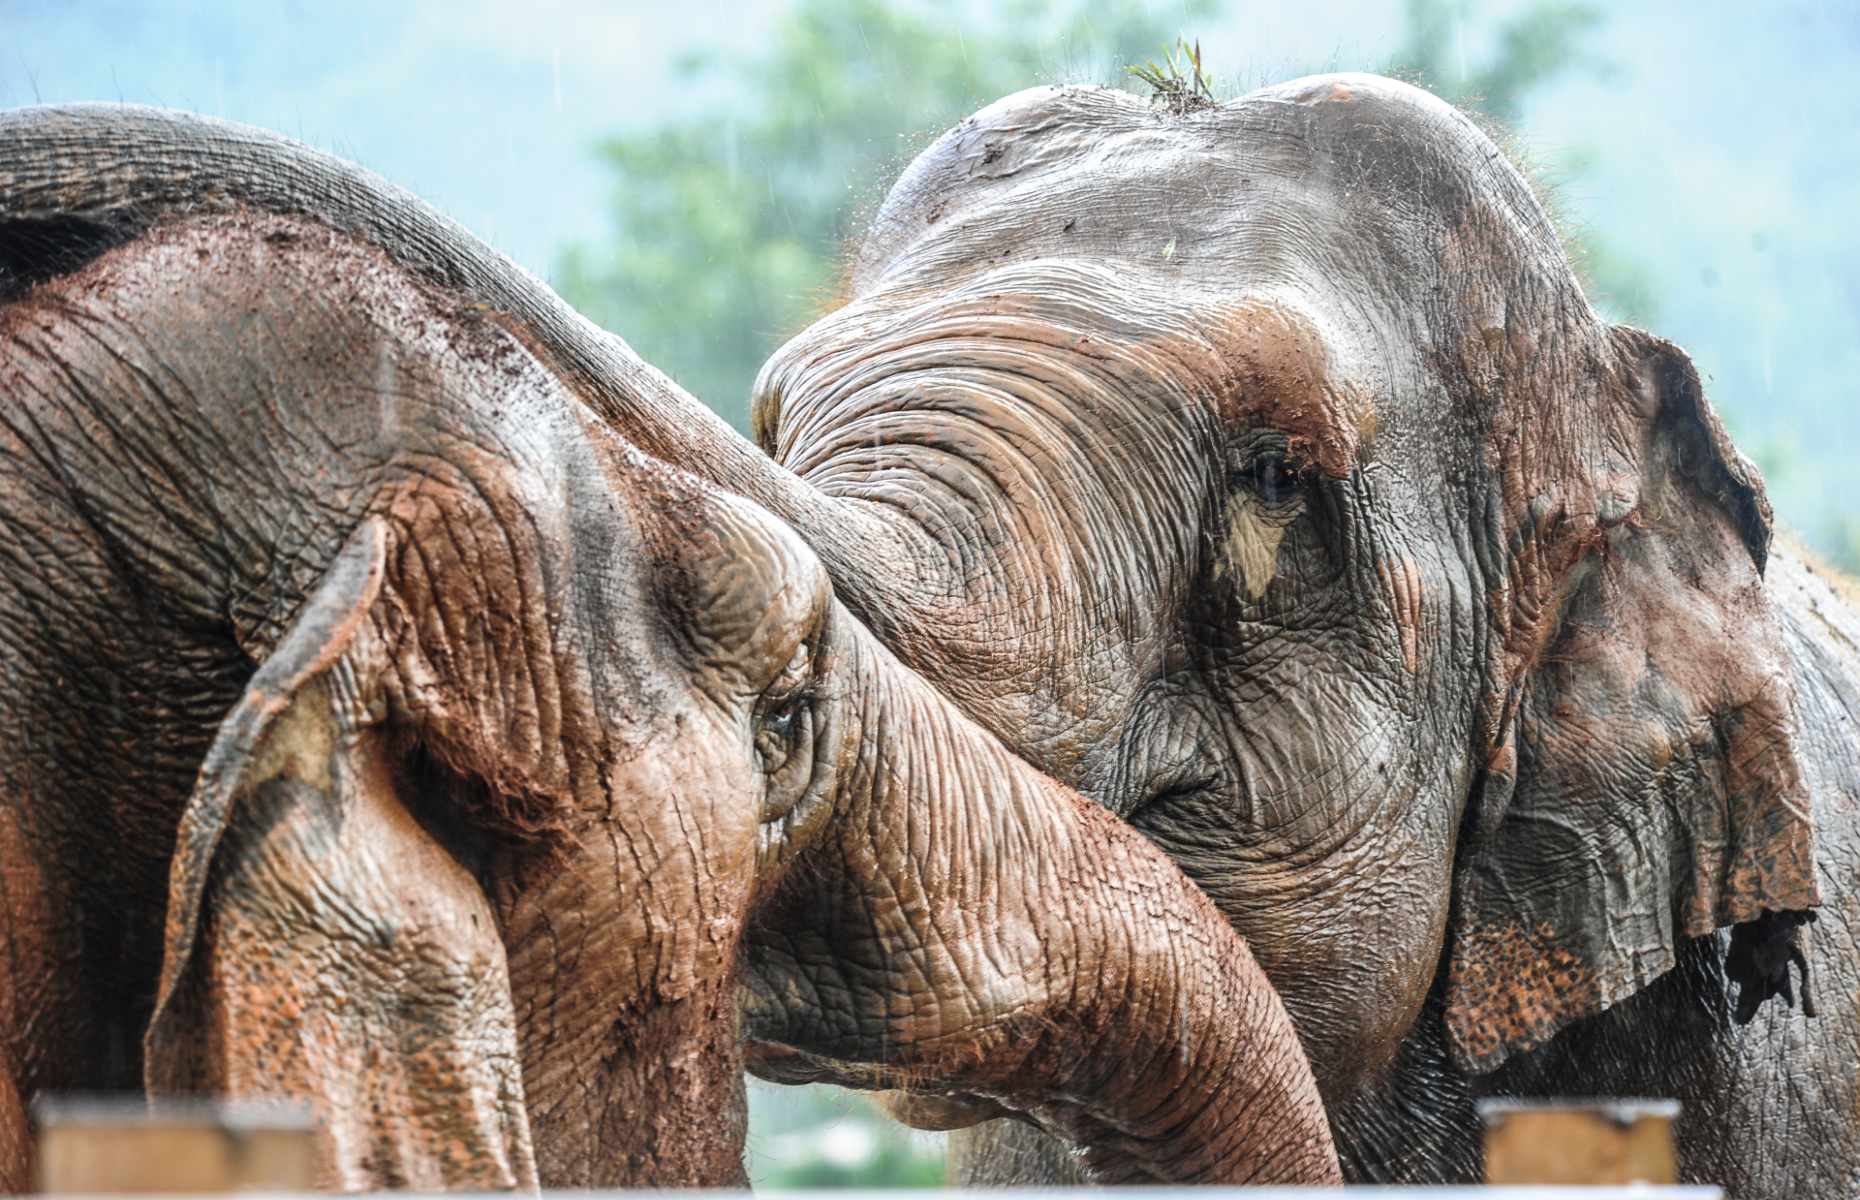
left=779, top=269, right=1376, bottom=481
left=855, top=73, right=1560, bottom=335
left=857, top=101, right=1318, bottom=296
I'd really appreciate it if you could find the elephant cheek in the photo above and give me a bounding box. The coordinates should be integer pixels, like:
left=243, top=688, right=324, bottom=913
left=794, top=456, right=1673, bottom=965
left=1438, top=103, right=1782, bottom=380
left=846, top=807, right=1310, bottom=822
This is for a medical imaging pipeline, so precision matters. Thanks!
left=1235, top=850, right=1454, bottom=1094
left=0, top=1053, right=21, bottom=1197
left=493, top=740, right=757, bottom=1187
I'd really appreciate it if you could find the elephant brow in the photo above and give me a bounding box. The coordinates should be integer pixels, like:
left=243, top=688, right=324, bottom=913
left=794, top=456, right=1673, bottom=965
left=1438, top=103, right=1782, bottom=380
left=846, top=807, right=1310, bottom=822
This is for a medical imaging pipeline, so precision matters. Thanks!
left=1193, top=299, right=1375, bottom=478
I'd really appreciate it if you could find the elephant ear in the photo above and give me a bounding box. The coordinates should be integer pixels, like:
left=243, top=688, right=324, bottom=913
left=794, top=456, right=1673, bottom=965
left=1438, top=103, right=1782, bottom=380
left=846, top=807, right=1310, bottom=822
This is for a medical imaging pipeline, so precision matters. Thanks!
left=1444, top=327, right=1821, bottom=1074
left=144, top=517, right=538, bottom=1190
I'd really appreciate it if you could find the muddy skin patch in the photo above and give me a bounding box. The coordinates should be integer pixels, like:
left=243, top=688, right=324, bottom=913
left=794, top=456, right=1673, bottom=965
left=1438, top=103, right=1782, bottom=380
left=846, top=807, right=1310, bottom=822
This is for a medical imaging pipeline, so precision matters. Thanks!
left=1198, top=299, right=1376, bottom=481
left=1445, top=919, right=1601, bottom=1070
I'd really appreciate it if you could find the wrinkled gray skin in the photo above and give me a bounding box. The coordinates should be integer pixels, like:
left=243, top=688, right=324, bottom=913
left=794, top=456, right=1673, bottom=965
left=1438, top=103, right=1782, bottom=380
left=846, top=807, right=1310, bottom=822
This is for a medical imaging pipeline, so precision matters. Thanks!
left=0, top=112, right=1338, bottom=1189
left=748, top=76, right=1860, bottom=1196
left=14, top=77, right=1853, bottom=1195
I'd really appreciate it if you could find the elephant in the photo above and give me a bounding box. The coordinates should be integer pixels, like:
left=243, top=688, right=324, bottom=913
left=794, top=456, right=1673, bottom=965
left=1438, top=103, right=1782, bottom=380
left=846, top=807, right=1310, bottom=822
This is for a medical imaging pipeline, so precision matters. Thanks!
left=740, top=76, right=1860, bottom=1196
left=15, top=75, right=1852, bottom=1196
left=682, top=76, right=1860, bottom=1195
left=0, top=131, right=1340, bottom=1190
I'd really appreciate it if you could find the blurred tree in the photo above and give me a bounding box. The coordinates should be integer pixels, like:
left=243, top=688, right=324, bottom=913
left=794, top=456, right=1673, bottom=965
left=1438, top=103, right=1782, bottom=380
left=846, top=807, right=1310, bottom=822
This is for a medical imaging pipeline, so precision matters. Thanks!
left=1388, top=0, right=1604, bottom=124
left=562, top=0, right=1643, bottom=428
left=757, top=1126, right=947, bottom=1189
left=769, top=1143, right=947, bottom=1189
left=1833, top=519, right=1860, bottom=576
left=558, top=0, right=1212, bottom=429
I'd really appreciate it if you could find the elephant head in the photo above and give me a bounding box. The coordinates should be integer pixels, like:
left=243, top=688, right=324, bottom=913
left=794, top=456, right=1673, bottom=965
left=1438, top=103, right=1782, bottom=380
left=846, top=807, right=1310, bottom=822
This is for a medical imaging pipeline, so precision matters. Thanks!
left=3, top=209, right=780, bottom=1188
left=744, top=75, right=1821, bottom=1093
left=17, top=83, right=1819, bottom=1181
left=0, top=172, right=1335, bottom=1189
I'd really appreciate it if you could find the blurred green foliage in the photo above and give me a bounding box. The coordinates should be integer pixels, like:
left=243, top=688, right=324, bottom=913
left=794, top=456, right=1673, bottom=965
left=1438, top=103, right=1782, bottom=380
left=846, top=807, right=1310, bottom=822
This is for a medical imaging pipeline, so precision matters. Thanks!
left=744, top=1078, right=947, bottom=1189
left=1835, top=522, right=1860, bottom=575
left=761, top=1132, right=948, bottom=1189
left=772, top=1150, right=947, bottom=1190
left=1381, top=0, right=1656, bottom=324
left=558, top=0, right=1214, bottom=428
left=1389, top=0, right=1605, bottom=124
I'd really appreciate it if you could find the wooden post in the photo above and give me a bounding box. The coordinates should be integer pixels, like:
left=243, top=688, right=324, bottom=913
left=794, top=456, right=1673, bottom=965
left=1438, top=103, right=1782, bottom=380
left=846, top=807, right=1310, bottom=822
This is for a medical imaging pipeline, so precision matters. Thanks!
left=33, top=1098, right=317, bottom=1193
left=1480, top=1097, right=1680, bottom=1185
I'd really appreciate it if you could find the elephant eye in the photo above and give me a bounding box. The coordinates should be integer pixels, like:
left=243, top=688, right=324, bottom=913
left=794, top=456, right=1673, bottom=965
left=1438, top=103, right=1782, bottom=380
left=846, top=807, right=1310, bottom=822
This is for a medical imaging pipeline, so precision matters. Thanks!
left=755, top=694, right=810, bottom=769
left=1239, top=451, right=1308, bottom=507
left=756, top=642, right=818, bottom=822
left=755, top=685, right=818, bottom=826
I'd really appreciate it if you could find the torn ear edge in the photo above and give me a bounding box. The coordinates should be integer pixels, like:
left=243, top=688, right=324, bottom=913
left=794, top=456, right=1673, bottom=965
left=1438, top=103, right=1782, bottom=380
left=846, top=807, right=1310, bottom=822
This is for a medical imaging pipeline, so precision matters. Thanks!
left=143, top=516, right=389, bottom=1075
left=1443, top=327, right=1820, bottom=1074
left=1617, top=324, right=1773, bottom=573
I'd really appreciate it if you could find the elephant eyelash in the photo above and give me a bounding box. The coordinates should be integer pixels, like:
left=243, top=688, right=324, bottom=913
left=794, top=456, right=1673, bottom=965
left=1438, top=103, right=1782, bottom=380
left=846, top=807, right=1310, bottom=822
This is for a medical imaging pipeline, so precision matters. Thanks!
left=756, top=676, right=822, bottom=822
left=1231, top=450, right=1314, bottom=508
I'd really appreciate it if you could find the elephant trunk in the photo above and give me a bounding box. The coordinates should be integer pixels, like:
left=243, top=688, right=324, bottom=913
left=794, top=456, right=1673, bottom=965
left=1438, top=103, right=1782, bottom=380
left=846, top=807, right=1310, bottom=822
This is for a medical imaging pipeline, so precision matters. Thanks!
left=743, top=615, right=1339, bottom=1186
